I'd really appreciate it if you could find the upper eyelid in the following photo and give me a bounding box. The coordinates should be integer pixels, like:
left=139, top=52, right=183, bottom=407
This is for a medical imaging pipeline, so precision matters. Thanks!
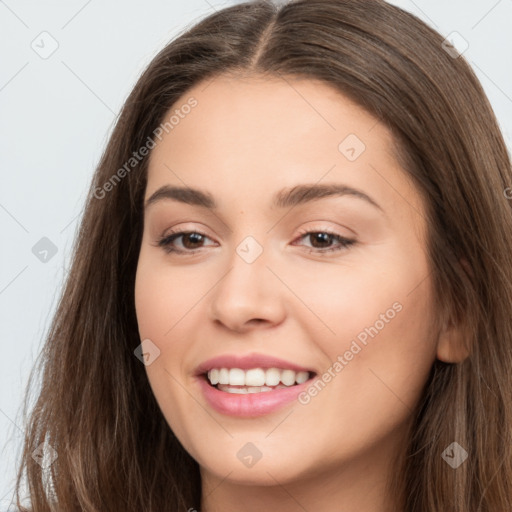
left=159, top=219, right=355, bottom=238
left=161, top=227, right=349, bottom=240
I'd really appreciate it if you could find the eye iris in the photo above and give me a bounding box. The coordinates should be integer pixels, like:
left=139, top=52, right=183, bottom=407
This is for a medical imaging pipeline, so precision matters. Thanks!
left=310, top=233, right=333, bottom=248
left=182, top=233, right=204, bottom=249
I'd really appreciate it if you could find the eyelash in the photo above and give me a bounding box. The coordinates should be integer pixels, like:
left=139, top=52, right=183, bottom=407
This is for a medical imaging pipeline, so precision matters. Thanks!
left=156, top=228, right=356, bottom=256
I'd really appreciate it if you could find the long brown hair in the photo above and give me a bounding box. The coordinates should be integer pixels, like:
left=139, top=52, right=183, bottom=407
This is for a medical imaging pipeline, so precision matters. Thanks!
left=14, top=0, right=512, bottom=510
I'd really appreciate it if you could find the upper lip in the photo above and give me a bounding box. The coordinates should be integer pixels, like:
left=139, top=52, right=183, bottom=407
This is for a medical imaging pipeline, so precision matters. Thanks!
left=195, top=353, right=316, bottom=376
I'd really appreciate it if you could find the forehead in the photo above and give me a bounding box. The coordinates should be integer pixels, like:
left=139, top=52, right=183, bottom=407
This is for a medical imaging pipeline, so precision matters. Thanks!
left=149, top=74, right=394, bottom=166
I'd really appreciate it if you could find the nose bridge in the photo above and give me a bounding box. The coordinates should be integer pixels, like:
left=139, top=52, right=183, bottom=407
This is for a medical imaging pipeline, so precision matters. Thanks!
left=208, top=230, right=286, bottom=329
left=221, top=232, right=272, bottom=297
left=234, top=234, right=266, bottom=267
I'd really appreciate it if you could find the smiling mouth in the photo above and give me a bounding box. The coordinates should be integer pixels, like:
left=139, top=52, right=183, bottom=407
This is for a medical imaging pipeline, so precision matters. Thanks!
left=202, top=367, right=317, bottom=394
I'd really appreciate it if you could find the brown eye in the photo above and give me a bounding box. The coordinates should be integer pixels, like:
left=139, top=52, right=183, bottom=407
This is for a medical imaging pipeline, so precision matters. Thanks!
left=308, top=232, right=336, bottom=249
left=293, top=229, right=356, bottom=254
left=157, top=230, right=216, bottom=254
left=181, top=232, right=205, bottom=249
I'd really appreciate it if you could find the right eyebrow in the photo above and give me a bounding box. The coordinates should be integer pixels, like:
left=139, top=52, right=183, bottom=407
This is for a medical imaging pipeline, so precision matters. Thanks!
left=145, top=185, right=215, bottom=210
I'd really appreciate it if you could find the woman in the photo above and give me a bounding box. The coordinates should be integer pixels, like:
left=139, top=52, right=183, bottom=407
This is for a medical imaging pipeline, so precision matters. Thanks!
left=14, top=0, right=512, bottom=510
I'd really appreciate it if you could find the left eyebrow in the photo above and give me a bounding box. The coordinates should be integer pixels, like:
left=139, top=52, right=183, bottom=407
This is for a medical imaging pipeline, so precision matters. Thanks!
left=144, top=183, right=384, bottom=213
left=274, top=183, right=383, bottom=212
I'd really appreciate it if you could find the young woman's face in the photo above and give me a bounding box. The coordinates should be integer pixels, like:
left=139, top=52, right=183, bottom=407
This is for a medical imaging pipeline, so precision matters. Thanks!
left=135, top=75, right=444, bottom=488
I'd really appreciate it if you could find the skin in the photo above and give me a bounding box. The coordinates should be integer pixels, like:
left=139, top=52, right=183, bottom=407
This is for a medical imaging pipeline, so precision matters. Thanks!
left=134, top=74, right=466, bottom=512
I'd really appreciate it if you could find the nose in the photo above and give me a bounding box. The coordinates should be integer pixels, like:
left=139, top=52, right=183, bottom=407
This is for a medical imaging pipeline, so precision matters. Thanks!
left=208, top=239, right=287, bottom=333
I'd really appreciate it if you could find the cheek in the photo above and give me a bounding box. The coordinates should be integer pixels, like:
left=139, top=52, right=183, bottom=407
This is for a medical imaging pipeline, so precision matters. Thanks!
left=292, top=281, right=437, bottom=471
left=291, top=248, right=437, bottom=407
left=134, top=250, right=212, bottom=339
left=134, top=269, right=175, bottom=340
left=133, top=255, right=195, bottom=396
left=134, top=254, right=202, bottom=446
left=312, top=276, right=437, bottom=421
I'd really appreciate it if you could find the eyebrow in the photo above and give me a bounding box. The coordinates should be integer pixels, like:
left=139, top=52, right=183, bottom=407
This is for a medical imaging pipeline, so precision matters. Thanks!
left=144, top=183, right=383, bottom=213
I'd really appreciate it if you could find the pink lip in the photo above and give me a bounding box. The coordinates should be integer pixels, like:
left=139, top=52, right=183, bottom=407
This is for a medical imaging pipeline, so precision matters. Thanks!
left=194, top=353, right=315, bottom=375
left=194, top=352, right=317, bottom=417
left=196, top=374, right=315, bottom=417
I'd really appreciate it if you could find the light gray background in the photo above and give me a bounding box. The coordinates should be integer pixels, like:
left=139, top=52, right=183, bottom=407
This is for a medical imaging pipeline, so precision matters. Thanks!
left=1, top=0, right=511, bottom=508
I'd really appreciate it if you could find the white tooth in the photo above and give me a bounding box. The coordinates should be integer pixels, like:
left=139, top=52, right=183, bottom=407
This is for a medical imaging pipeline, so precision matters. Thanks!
left=281, top=369, right=296, bottom=386
left=265, top=367, right=281, bottom=386
left=218, top=368, right=229, bottom=385
left=245, top=368, right=266, bottom=386
left=226, top=386, right=249, bottom=394
left=295, top=371, right=309, bottom=384
left=211, top=367, right=309, bottom=387
left=229, top=368, right=245, bottom=386
left=208, top=369, right=219, bottom=385
left=217, top=384, right=274, bottom=394
left=247, top=386, right=272, bottom=393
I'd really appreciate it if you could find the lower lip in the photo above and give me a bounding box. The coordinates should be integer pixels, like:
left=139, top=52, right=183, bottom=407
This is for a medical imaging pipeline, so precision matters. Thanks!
left=196, top=375, right=314, bottom=417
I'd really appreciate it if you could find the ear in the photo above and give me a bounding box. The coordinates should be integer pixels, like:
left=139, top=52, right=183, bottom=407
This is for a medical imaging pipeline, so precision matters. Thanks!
left=436, top=318, right=470, bottom=363
left=436, top=258, right=471, bottom=363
